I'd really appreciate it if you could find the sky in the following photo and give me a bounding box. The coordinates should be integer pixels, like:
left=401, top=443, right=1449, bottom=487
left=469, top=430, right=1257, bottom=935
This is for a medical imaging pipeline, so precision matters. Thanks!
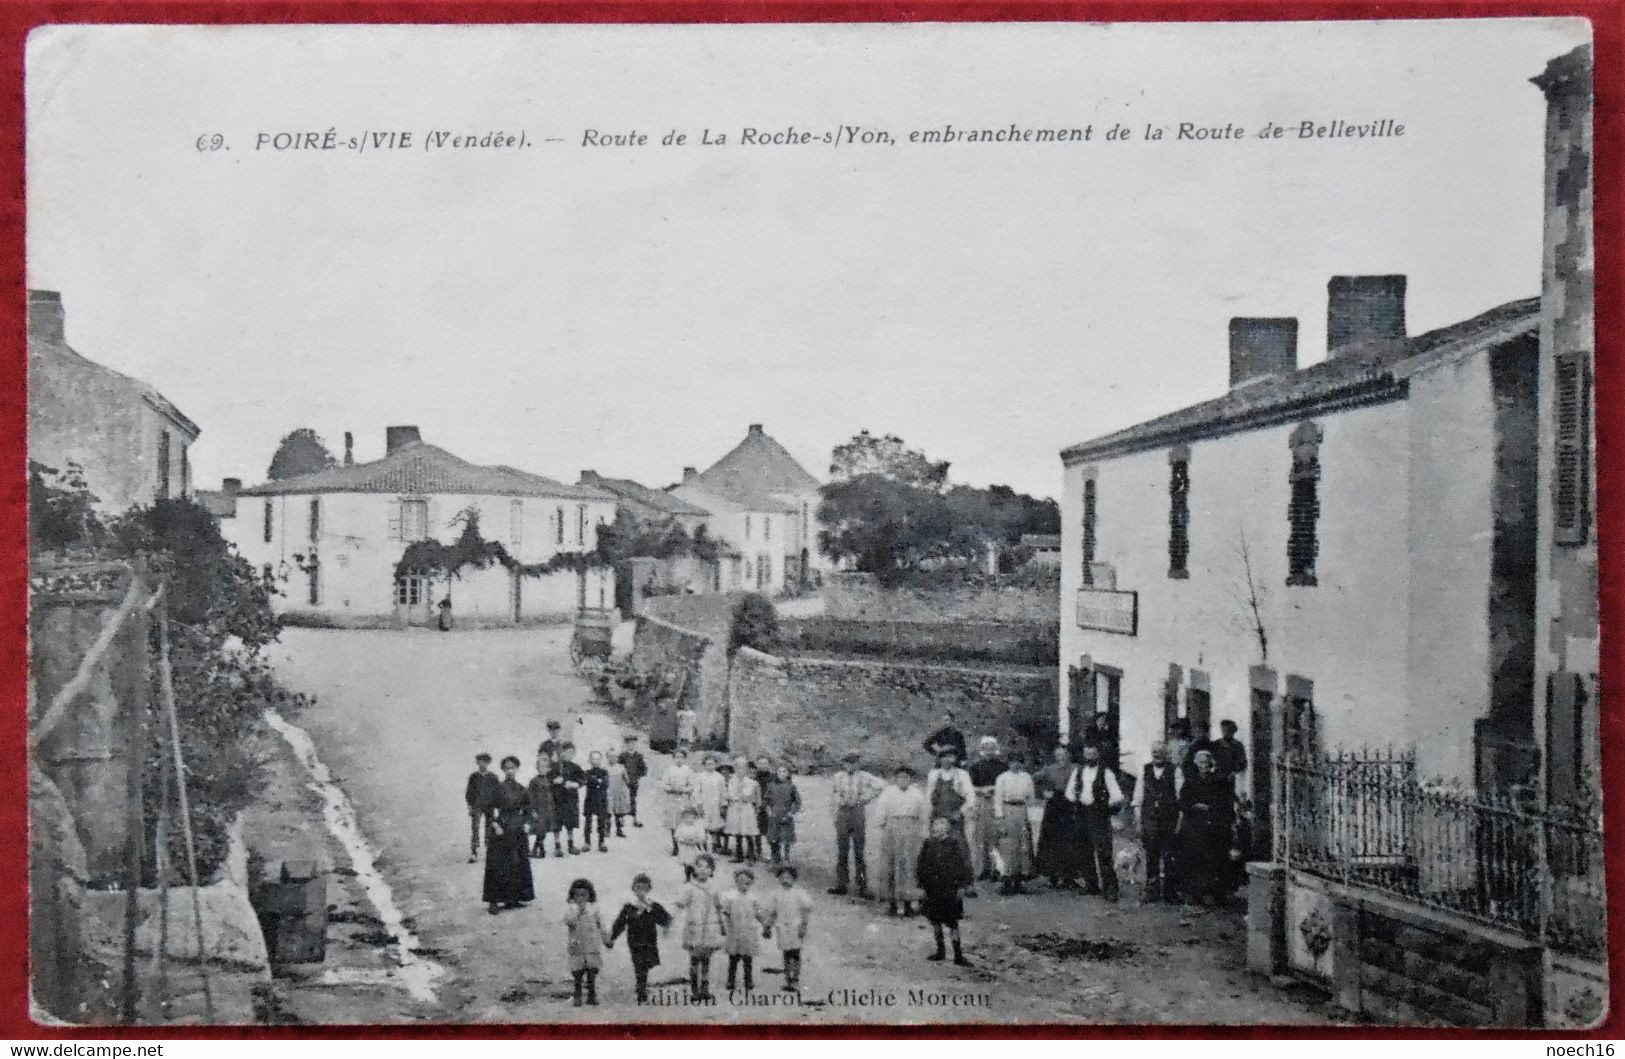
left=25, top=19, right=1589, bottom=499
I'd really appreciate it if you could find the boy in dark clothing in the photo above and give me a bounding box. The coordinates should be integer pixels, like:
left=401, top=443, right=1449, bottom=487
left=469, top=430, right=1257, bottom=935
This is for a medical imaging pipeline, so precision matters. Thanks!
left=608, top=872, right=673, bottom=1003
left=584, top=751, right=613, bottom=852
left=916, top=816, right=973, bottom=966
left=465, top=753, right=500, bottom=863
left=622, top=733, right=648, bottom=827
left=551, top=743, right=586, bottom=855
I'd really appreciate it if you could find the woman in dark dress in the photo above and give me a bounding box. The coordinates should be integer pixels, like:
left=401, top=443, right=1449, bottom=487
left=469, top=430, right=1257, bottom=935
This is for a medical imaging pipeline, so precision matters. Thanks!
left=1035, top=745, right=1086, bottom=888
left=1172, top=749, right=1236, bottom=905
left=483, top=756, right=536, bottom=914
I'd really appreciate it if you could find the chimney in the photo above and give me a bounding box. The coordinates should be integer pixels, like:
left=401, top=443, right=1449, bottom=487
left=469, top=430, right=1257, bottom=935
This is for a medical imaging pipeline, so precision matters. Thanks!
left=683, top=466, right=698, bottom=481
left=1228, top=318, right=1299, bottom=388
left=580, top=470, right=599, bottom=484
left=1327, top=275, right=1407, bottom=356
left=385, top=425, right=422, bottom=454
left=28, top=290, right=64, bottom=344
left=343, top=431, right=354, bottom=466
left=222, top=477, right=242, bottom=496
left=748, top=423, right=763, bottom=435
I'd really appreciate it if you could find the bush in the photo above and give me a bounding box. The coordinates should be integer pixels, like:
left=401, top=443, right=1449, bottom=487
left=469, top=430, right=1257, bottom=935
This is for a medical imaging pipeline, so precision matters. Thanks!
left=728, top=593, right=780, bottom=654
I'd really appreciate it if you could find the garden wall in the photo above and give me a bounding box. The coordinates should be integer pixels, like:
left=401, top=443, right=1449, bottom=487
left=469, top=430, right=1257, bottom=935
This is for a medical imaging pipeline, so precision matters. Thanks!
left=780, top=616, right=1058, bottom=668
left=824, top=571, right=1057, bottom=623
left=630, top=614, right=730, bottom=746
left=726, top=647, right=1058, bottom=773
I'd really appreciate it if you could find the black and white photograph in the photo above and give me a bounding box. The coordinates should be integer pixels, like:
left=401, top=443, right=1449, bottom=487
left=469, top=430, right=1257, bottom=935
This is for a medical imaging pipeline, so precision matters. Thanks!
left=24, top=19, right=1603, bottom=1029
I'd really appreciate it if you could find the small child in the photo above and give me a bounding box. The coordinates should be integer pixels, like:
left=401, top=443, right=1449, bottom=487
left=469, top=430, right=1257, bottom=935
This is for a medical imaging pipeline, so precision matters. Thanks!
left=764, top=864, right=813, bottom=992
left=584, top=751, right=612, bottom=853
left=608, top=873, right=673, bottom=1003
left=563, top=878, right=608, bottom=1006
left=724, top=756, right=762, bottom=864
left=528, top=749, right=556, bottom=859
left=764, top=764, right=802, bottom=864
left=608, top=752, right=634, bottom=838
left=674, top=806, right=710, bottom=882
left=464, top=752, right=500, bottom=863
left=721, top=867, right=767, bottom=993
left=916, top=816, right=974, bottom=966
left=673, top=853, right=726, bottom=1001
left=551, top=744, right=585, bottom=856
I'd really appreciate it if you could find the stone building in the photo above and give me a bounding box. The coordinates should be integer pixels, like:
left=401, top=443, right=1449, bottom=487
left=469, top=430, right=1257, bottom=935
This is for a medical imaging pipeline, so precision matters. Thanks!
left=28, top=289, right=199, bottom=511
left=231, top=427, right=617, bottom=625
left=670, top=423, right=825, bottom=592
left=1532, top=43, right=1598, bottom=814
left=1057, top=275, right=1543, bottom=829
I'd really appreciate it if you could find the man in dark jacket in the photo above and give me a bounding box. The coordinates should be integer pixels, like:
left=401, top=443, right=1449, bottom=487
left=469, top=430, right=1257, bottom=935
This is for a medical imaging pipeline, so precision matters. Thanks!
left=622, top=733, right=649, bottom=827
left=1211, top=719, right=1249, bottom=790
left=465, top=752, right=500, bottom=863
left=1137, top=742, right=1181, bottom=901
left=923, top=710, right=967, bottom=763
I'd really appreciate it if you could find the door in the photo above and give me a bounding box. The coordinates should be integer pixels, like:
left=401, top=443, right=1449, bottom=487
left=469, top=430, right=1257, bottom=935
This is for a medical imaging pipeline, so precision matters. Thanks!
left=393, top=575, right=430, bottom=625
left=1250, top=687, right=1275, bottom=859
left=1067, top=664, right=1096, bottom=749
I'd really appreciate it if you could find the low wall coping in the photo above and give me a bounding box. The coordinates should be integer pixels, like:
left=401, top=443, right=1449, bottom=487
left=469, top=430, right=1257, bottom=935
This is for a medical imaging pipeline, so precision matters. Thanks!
left=749, top=646, right=1052, bottom=681
left=638, top=613, right=714, bottom=645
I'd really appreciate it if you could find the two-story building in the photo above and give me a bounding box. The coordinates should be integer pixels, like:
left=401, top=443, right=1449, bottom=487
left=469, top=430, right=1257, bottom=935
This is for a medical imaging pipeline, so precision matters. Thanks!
left=233, top=426, right=617, bottom=625
left=670, top=424, right=826, bottom=592
left=1058, top=275, right=1543, bottom=842
left=28, top=289, right=199, bottom=511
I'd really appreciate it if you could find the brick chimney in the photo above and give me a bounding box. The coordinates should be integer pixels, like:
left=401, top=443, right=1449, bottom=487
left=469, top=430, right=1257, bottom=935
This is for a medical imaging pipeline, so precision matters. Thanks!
left=28, top=290, right=64, bottom=344
left=223, top=477, right=242, bottom=496
left=1327, top=275, right=1407, bottom=355
left=748, top=424, right=763, bottom=435
left=385, top=425, right=422, bottom=454
left=1228, top=318, right=1299, bottom=388
left=683, top=466, right=698, bottom=481
left=343, top=431, right=354, bottom=466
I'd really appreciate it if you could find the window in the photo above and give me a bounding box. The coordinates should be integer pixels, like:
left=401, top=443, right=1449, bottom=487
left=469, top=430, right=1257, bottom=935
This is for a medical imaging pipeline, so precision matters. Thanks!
left=1546, top=672, right=1590, bottom=805
left=1168, top=448, right=1190, bottom=579
left=802, top=502, right=810, bottom=542
left=393, top=575, right=426, bottom=606
left=744, top=515, right=752, bottom=539
left=157, top=430, right=171, bottom=499
left=1287, top=422, right=1322, bottom=587
left=764, top=516, right=772, bottom=541
left=556, top=506, right=565, bottom=545
left=307, top=561, right=321, bottom=606
left=308, top=498, right=321, bottom=542
left=1081, top=475, right=1097, bottom=586
left=756, top=553, right=771, bottom=587
left=1185, top=683, right=1212, bottom=742
left=401, top=500, right=429, bottom=542
left=180, top=446, right=191, bottom=498
left=510, top=499, right=523, bottom=546
left=263, top=499, right=274, bottom=543
left=577, top=504, right=587, bottom=545
left=1554, top=351, right=1591, bottom=545
left=1283, top=676, right=1317, bottom=757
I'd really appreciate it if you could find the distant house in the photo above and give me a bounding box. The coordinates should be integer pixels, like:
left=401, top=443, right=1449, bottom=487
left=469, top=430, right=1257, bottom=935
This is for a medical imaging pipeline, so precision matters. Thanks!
left=194, top=478, right=243, bottom=522
left=231, top=426, right=617, bottom=625
left=671, top=423, right=826, bottom=591
left=28, top=289, right=199, bottom=511
left=1020, top=533, right=1062, bottom=567
left=578, top=470, right=710, bottom=532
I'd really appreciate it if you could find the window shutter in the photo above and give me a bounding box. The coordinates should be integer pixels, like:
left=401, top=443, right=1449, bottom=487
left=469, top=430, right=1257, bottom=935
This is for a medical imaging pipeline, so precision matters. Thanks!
left=1554, top=351, right=1590, bottom=545
left=388, top=500, right=402, bottom=541
left=1082, top=478, right=1097, bottom=586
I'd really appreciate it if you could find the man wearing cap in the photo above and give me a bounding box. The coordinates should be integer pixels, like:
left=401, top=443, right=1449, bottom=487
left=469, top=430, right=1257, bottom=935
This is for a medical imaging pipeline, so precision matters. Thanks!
left=464, top=752, right=500, bottom=863
left=1210, top=719, right=1249, bottom=795
left=539, top=719, right=565, bottom=759
left=622, top=733, right=649, bottom=827
left=828, top=751, right=885, bottom=897
left=966, top=736, right=1007, bottom=883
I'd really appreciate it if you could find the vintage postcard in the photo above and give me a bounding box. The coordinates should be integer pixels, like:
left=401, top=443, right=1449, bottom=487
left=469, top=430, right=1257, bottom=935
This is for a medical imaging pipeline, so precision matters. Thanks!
left=24, top=18, right=1603, bottom=1030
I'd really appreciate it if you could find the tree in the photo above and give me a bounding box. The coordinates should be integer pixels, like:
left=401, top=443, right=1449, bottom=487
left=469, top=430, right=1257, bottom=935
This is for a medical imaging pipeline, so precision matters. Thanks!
left=817, top=474, right=947, bottom=576
left=267, top=428, right=337, bottom=481
left=828, top=430, right=951, bottom=489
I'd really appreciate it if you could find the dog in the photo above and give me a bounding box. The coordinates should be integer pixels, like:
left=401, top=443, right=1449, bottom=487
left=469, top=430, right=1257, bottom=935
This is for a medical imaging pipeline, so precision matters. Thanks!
left=1114, top=840, right=1147, bottom=891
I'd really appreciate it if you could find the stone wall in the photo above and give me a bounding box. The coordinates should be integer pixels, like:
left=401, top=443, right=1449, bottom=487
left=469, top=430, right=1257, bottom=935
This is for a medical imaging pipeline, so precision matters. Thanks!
left=727, top=647, right=1058, bottom=773
left=780, top=616, right=1058, bottom=668
left=630, top=614, right=730, bottom=747
left=824, top=572, right=1057, bottom=624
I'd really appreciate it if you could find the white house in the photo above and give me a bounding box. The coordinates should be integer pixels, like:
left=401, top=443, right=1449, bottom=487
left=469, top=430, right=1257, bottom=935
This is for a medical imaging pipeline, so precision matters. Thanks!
left=1058, top=276, right=1542, bottom=836
left=28, top=290, right=200, bottom=511
left=233, top=426, right=618, bottom=625
left=671, top=423, right=826, bottom=592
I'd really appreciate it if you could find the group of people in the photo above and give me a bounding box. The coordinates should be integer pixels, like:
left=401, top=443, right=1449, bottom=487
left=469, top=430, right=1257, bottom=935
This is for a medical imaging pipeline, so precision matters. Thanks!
left=657, top=749, right=804, bottom=868
left=464, top=719, right=652, bottom=916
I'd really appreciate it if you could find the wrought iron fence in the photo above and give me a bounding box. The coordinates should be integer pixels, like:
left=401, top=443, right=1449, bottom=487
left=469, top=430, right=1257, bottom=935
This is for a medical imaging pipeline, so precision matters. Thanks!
left=1276, top=750, right=1605, bottom=960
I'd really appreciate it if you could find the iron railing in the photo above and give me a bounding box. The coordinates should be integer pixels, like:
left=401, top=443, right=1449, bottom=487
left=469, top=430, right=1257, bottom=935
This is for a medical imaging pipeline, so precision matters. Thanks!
left=1276, top=750, right=1605, bottom=960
